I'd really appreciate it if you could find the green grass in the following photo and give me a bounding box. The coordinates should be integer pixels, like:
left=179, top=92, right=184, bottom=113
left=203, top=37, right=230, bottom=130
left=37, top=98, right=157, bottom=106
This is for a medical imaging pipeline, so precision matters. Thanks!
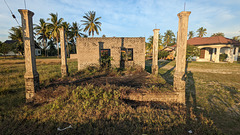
left=1, top=59, right=240, bottom=134
left=153, top=60, right=240, bottom=134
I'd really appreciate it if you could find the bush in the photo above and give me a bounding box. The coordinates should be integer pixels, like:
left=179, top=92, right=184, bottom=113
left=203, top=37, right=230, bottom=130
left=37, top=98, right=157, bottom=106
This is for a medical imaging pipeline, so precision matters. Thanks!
left=158, top=50, right=169, bottom=59
left=186, top=45, right=200, bottom=60
left=219, top=53, right=228, bottom=61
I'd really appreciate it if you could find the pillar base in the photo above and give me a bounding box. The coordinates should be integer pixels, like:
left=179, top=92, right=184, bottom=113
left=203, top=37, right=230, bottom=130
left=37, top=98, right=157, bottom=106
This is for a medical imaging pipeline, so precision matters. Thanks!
left=152, top=65, right=158, bottom=75
left=24, top=74, right=39, bottom=102
left=174, top=74, right=186, bottom=104
left=61, top=65, right=69, bottom=77
left=173, top=73, right=186, bottom=92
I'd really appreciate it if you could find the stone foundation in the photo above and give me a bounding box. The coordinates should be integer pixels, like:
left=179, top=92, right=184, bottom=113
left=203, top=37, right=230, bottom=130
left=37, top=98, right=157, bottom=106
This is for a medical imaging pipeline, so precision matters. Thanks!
left=124, top=91, right=185, bottom=104
left=24, top=74, right=39, bottom=102
left=61, top=65, right=69, bottom=77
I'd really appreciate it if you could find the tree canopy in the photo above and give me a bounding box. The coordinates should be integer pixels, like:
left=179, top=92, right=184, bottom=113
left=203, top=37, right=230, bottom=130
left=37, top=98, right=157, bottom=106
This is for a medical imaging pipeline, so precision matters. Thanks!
left=196, top=27, right=207, bottom=37
left=47, top=13, right=64, bottom=57
left=211, top=32, right=225, bottom=37
left=8, top=26, right=24, bottom=55
left=34, top=18, right=50, bottom=56
left=81, top=11, right=102, bottom=37
left=188, top=31, right=194, bottom=39
left=163, top=30, right=176, bottom=46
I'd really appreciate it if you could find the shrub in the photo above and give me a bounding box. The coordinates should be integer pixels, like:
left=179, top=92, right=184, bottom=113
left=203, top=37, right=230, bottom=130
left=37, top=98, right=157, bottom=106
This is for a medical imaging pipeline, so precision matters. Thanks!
left=219, top=53, right=228, bottom=61
left=158, top=50, right=169, bottom=59
left=186, top=45, right=200, bottom=60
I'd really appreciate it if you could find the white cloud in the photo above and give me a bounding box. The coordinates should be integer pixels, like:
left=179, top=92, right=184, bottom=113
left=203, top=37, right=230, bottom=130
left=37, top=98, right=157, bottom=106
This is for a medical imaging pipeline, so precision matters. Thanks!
left=0, top=0, right=240, bottom=42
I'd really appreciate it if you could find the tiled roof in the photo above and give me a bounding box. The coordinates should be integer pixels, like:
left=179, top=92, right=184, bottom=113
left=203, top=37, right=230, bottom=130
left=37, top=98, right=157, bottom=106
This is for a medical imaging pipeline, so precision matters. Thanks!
left=4, top=40, right=17, bottom=44
left=187, top=36, right=240, bottom=46
left=4, top=40, right=42, bottom=49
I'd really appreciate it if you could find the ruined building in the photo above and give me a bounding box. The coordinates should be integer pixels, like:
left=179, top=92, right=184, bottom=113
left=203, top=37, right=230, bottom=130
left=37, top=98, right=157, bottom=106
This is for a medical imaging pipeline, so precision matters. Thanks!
left=76, top=37, right=145, bottom=70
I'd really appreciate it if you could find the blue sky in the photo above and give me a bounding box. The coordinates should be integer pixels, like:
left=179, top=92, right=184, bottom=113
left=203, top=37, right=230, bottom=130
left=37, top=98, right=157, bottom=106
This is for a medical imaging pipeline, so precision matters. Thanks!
left=1, top=0, right=240, bottom=42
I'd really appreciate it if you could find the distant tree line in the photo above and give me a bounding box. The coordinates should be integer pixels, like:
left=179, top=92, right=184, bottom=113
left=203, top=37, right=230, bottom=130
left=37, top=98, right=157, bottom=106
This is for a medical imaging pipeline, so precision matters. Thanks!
left=0, top=11, right=102, bottom=58
left=145, top=27, right=240, bottom=60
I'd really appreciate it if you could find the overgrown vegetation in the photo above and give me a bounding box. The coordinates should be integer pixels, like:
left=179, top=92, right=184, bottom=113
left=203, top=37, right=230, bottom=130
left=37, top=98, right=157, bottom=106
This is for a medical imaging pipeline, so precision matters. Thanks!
left=220, top=53, right=228, bottom=61
left=1, top=59, right=239, bottom=134
left=186, top=45, right=200, bottom=60
left=158, top=50, right=169, bottom=59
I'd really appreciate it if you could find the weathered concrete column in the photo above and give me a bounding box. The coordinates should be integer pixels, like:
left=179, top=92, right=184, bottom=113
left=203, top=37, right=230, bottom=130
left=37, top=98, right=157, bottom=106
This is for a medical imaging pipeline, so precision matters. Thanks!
left=152, top=29, right=160, bottom=75
left=228, top=46, right=234, bottom=63
left=215, top=47, right=221, bottom=63
left=19, top=9, right=39, bottom=102
left=234, top=47, right=239, bottom=61
left=59, top=27, right=69, bottom=77
left=173, top=11, right=191, bottom=103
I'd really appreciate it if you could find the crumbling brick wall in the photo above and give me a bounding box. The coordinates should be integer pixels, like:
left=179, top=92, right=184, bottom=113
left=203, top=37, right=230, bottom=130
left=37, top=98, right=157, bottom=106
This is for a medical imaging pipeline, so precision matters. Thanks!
left=76, top=37, right=145, bottom=70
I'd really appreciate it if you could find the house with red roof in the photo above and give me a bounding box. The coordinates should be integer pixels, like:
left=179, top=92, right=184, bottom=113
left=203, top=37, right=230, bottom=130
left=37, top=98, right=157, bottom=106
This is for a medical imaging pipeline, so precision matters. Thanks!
left=187, top=36, right=240, bottom=63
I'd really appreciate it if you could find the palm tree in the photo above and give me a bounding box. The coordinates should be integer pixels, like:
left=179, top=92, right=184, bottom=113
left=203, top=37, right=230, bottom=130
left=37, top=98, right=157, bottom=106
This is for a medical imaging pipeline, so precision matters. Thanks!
left=233, top=36, right=240, bottom=42
left=197, top=27, right=207, bottom=37
left=47, top=13, right=63, bottom=58
left=163, top=30, right=175, bottom=46
left=188, top=31, right=194, bottom=39
left=71, top=22, right=86, bottom=38
left=81, top=11, right=102, bottom=37
left=34, top=18, right=50, bottom=56
left=62, top=22, right=71, bottom=57
left=211, top=32, right=225, bottom=37
left=145, top=34, right=163, bottom=55
left=70, top=22, right=86, bottom=53
left=9, top=26, right=24, bottom=56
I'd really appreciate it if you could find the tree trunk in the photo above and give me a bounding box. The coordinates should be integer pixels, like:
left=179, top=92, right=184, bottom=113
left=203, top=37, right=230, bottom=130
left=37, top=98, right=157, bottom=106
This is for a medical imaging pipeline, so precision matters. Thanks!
left=44, top=39, right=48, bottom=57
left=56, top=38, right=59, bottom=58
left=66, top=39, right=69, bottom=57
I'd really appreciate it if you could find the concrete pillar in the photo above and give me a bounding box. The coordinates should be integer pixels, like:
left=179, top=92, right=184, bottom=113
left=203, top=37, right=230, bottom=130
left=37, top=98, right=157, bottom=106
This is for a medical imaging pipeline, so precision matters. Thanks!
left=59, top=27, right=69, bottom=77
left=234, top=47, right=239, bottom=61
left=152, top=29, right=160, bottom=75
left=19, top=9, right=39, bottom=102
left=205, top=49, right=210, bottom=61
left=215, top=47, right=220, bottom=63
left=229, top=46, right=234, bottom=63
left=173, top=11, right=191, bottom=103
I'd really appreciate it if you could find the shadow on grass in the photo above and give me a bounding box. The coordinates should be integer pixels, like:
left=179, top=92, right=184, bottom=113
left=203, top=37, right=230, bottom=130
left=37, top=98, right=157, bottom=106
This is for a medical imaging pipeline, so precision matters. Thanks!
left=0, top=103, right=220, bottom=135
left=185, top=71, right=198, bottom=126
left=159, top=65, right=175, bottom=86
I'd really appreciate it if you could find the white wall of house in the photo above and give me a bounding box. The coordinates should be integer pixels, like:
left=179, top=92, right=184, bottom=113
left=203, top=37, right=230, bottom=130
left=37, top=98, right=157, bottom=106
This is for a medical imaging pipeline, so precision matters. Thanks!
left=5, top=51, right=21, bottom=56
left=220, top=48, right=229, bottom=54
left=195, top=45, right=239, bottom=62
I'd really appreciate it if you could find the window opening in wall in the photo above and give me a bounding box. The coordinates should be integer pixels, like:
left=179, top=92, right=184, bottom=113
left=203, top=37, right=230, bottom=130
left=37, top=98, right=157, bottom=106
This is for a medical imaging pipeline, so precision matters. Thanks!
left=121, top=48, right=133, bottom=61
left=233, top=47, right=236, bottom=55
left=100, top=49, right=111, bottom=68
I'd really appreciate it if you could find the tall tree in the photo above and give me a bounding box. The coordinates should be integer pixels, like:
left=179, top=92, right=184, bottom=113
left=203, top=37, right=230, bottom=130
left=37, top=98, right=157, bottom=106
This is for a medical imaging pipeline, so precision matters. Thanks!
left=47, top=13, right=63, bottom=58
left=34, top=18, right=50, bottom=56
left=0, top=42, right=11, bottom=58
left=70, top=22, right=86, bottom=53
left=62, top=22, right=71, bottom=56
left=211, top=32, right=225, bottom=37
left=145, top=34, right=163, bottom=56
left=233, top=36, right=240, bottom=42
left=9, top=26, right=24, bottom=55
left=188, top=31, right=194, bottom=39
left=81, top=11, right=102, bottom=37
left=196, top=27, right=207, bottom=37
left=163, top=30, right=176, bottom=46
